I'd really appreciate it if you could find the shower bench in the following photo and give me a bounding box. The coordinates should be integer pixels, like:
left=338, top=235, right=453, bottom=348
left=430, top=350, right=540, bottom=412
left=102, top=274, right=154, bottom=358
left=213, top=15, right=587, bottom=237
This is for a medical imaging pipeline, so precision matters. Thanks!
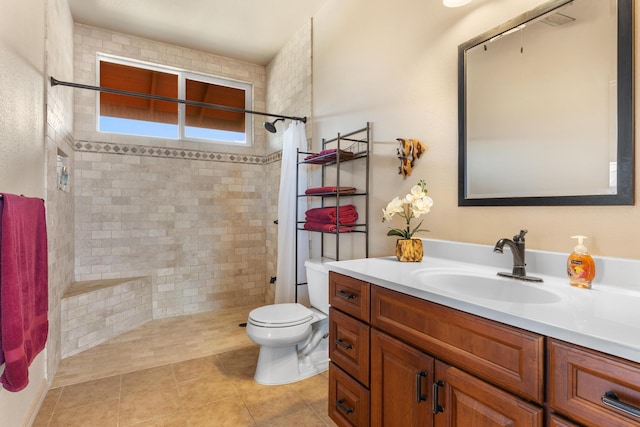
left=60, top=276, right=152, bottom=358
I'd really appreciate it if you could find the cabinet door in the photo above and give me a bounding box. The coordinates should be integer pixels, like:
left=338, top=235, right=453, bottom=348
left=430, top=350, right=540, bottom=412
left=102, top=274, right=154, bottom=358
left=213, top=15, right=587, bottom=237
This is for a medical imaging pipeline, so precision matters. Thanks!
left=434, top=360, right=543, bottom=427
left=371, top=329, right=434, bottom=427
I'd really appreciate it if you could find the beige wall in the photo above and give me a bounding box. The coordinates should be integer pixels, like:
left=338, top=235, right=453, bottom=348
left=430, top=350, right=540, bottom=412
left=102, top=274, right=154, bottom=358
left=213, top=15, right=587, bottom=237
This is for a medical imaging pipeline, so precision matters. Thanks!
left=0, top=0, right=75, bottom=424
left=313, top=0, right=640, bottom=260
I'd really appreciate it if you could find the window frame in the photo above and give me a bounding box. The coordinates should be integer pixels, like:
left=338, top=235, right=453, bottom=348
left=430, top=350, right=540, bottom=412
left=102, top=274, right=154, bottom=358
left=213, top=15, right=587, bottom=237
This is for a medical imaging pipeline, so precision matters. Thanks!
left=96, top=53, right=254, bottom=147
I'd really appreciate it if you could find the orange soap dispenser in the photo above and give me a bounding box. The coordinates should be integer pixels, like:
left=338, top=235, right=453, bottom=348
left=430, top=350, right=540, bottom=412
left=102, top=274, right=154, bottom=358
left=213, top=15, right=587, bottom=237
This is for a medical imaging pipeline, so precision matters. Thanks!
left=567, top=235, right=595, bottom=289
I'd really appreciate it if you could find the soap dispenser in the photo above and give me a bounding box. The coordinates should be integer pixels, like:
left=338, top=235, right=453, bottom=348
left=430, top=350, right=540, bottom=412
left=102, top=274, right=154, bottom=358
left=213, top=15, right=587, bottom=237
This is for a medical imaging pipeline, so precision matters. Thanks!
left=567, top=235, right=595, bottom=289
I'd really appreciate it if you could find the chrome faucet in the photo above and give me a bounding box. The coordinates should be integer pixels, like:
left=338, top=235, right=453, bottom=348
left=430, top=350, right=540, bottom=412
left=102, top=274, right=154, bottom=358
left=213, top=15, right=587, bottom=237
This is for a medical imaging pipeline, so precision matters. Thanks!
left=493, top=230, right=543, bottom=283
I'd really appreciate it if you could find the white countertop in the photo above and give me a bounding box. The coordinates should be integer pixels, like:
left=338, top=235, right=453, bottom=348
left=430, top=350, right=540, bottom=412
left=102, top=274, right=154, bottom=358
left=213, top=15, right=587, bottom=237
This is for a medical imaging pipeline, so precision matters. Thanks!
left=326, top=238, right=640, bottom=363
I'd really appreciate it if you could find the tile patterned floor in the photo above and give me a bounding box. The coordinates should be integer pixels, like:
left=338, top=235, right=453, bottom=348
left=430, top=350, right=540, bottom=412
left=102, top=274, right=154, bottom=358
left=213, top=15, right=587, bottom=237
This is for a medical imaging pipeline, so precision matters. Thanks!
left=34, top=305, right=337, bottom=426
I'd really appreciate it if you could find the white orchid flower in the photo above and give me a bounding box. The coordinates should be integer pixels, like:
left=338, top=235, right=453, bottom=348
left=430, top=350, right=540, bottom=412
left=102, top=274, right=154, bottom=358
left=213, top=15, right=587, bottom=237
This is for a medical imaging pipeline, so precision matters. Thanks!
left=411, top=196, right=433, bottom=217
left=382, top=196, right=404, bottom=222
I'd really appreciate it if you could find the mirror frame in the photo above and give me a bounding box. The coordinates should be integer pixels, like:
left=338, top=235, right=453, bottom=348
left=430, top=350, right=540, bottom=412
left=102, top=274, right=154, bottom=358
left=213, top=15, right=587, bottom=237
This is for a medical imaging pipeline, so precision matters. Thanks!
left=458, top=0, right=634, bottom=206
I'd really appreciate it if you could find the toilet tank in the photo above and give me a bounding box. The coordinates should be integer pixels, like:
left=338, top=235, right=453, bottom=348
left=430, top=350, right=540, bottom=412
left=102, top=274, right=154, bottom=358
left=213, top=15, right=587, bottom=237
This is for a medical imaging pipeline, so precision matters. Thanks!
left=305, top=258, right=330, bottom=314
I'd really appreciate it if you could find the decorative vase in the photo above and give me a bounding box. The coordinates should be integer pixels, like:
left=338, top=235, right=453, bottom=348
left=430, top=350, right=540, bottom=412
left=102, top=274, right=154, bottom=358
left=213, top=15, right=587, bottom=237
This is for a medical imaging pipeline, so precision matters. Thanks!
left=395, top=239, right=423, bottom=262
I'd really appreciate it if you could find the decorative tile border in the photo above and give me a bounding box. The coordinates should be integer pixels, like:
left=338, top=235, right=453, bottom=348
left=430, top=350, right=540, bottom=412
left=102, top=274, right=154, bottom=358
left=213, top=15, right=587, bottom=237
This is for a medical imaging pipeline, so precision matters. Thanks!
left=265, top=150, right=282, bottom=164
left=74, top=140, right=284, bottom=165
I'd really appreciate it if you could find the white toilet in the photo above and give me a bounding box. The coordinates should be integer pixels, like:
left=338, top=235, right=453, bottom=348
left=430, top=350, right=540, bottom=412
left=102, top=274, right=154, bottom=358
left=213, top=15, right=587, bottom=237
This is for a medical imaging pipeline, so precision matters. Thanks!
left=246, top=258, right=330, bottom=385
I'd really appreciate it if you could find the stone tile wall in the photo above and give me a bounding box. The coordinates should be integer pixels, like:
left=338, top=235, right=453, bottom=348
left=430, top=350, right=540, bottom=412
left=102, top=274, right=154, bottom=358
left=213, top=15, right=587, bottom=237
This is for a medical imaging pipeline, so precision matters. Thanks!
left=73, top=147, right=267, bottom=318
left=264, top=21, right=313, bottom=304
left=45, top=0, right=76, bottom=379
left=61, top=277, right=152, bottom=358
left=72, top=25, right=270, bottom=318
left=70, top=21, right=312, bottom=321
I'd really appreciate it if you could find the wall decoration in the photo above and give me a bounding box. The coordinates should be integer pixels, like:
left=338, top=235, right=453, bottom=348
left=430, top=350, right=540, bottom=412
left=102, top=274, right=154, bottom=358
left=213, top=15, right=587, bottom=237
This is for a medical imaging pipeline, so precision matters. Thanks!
left=397, top=138, right=426, bottom=179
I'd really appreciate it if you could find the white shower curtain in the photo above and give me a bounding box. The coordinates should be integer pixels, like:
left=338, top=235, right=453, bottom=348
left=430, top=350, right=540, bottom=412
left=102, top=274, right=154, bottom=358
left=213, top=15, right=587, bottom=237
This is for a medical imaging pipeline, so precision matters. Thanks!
left=275, top=121, right=309, bottom=304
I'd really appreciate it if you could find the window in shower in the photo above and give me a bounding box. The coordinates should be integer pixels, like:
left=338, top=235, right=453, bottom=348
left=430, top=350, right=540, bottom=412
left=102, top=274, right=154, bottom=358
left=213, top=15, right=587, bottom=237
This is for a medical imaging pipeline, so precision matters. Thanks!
left=97, top=55, right=253, bottom=146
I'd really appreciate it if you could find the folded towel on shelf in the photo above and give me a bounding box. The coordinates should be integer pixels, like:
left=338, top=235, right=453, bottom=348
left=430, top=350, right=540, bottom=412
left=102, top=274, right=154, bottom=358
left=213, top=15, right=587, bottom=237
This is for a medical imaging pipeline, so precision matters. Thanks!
left=305, top=186, right=357, bottom=195
left=0, top=193, right=49, bottom=392
left=304, top=222, right=355, bottom=233
left=305, top=204, right=358, bottom=225
left=304, top=149, right=355, bottom=164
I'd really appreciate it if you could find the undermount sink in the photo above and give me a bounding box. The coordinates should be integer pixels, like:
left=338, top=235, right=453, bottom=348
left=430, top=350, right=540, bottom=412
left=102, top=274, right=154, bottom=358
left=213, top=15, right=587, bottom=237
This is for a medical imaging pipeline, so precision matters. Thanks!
left=411, top=269, right=561, bottom=304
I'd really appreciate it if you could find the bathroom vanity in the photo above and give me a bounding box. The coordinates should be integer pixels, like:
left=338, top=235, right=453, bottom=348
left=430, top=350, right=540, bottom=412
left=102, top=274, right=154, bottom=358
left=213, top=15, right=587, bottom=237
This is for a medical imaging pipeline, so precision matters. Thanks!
left=326, top=239, right=640, bottom=427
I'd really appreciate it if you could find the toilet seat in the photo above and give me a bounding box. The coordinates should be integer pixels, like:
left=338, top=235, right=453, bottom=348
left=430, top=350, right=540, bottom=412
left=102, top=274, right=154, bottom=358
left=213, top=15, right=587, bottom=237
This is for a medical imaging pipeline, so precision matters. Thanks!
left=248, top=303, right=314, bottom=328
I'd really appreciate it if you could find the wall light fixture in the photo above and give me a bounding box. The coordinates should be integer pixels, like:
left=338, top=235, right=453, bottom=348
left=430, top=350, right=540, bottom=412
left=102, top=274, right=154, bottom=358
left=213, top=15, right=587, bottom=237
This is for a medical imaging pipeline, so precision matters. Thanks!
left=443, top=0, right=472, bottom=7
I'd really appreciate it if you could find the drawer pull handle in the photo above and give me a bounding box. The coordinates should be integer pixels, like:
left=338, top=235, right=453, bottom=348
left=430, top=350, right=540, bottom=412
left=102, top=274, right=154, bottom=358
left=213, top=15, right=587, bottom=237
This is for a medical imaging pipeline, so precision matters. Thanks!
left=336, top=399, right=354, bottom=415
left=602, top=391, right=640, bottom=418
left=335, top=338, right=353, bottom=350
left=416, top=371, right=427, bottom=402
left=433, top=380, right=445, bottom=414
left=337, top=290, right=356, bottom=300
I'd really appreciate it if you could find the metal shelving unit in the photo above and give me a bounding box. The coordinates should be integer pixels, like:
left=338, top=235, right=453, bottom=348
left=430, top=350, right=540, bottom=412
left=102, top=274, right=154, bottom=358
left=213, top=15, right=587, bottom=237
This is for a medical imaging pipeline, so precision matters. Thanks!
left=294, top=123, right=370, bottom=301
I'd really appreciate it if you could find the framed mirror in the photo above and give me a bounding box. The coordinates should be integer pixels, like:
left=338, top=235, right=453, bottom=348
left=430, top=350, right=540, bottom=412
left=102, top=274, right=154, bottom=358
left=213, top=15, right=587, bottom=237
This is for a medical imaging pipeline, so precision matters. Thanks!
left=458, top=0, right=633, bottom=206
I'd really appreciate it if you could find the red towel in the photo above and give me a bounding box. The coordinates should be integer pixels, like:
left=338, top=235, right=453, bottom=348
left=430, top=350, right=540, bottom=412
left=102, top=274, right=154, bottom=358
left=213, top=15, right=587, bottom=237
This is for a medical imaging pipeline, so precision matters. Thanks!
left=0, top=194, right=48, bottom=392
left=305, top=186, right=356, bottom=195
left=304, top=149, right=355, bottom=164
left=305, top=205, right=358, bottom=225
left=304, top=222, right=355, bottom=233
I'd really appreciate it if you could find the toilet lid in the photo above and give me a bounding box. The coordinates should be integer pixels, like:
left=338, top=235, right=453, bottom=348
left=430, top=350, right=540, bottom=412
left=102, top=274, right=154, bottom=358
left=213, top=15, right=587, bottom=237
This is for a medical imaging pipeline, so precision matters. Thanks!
left=249, top=303, right=314, bottom=327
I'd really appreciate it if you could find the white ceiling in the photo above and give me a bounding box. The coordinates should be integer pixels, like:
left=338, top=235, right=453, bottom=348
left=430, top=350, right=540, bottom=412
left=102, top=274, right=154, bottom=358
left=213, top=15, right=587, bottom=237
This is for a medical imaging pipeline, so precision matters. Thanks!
left=68, top=0, right=329, bottom=65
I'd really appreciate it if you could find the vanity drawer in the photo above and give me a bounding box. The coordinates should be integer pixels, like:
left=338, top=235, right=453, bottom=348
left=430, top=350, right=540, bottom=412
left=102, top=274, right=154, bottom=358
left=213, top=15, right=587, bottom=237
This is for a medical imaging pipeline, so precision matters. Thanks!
left=548, top=414, right=581, bottom=427
left=329, top=362, right=370, bottom=427
left=549, top=339, right=640, bottom=427
left=329, top=307, right=370, bottom=386
left=329, top=272, right=370, bottom=322
left=371, top=285, right=544, bottom=403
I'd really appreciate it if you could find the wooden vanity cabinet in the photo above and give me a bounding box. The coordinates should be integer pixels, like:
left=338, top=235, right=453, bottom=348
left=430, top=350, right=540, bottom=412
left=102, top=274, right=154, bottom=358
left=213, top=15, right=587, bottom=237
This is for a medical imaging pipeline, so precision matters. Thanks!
left=370, top=328, right=542, bottom=427
left=330, top=271, right=640, bottom=426
left=371, top=285, right=544, bottom=404
left=370, top=285, right=543, bottom=427
left=329, top=272, right=372, bottom=427
left=548, top=339, right=640, bottom=427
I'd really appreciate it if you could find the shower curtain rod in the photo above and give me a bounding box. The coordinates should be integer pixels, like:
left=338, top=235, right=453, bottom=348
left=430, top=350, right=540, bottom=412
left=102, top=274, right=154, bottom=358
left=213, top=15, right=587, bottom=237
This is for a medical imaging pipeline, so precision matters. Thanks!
left=49, top=77, right=307, bottom=123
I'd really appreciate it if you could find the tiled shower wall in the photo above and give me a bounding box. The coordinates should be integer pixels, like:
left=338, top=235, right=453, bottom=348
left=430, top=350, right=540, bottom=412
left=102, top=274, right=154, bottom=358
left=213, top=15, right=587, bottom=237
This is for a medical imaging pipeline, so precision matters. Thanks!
left=45, top=0, right=75, bottom=378
left=71, top=21, right=312, bottom=320
left=74, top=148, right=267, bottom=317
left=72, top=25, right=269, bottom=318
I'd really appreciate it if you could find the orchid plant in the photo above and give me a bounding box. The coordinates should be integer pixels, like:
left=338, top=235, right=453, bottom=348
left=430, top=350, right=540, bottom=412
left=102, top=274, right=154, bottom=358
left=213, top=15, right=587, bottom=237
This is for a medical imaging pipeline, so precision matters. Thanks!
left=382, top=180, right=433, bottom=239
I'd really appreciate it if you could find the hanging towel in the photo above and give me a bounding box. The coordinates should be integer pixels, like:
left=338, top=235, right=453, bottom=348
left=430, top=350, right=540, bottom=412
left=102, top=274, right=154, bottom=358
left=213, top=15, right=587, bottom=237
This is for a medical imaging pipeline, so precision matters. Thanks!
left=0, top=193, right=48, bottom=392
left=305, top=204, right=358, bottom=225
